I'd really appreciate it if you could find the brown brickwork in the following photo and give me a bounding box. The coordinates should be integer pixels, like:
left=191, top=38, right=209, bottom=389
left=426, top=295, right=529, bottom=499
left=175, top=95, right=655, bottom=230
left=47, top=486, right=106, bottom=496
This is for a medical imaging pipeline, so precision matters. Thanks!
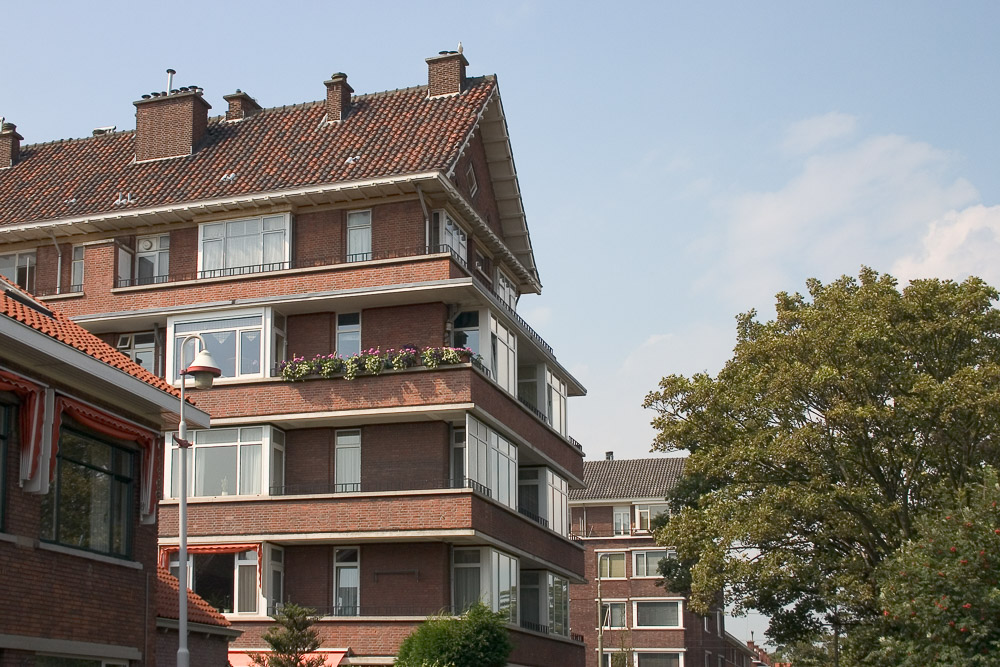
left=324, top=74, right=354, bottom=122
left=223, top=91, right=263, bottom=121
left=426, top=52, right=468, bottom=97
left=134, top=90, right=212, bottom=162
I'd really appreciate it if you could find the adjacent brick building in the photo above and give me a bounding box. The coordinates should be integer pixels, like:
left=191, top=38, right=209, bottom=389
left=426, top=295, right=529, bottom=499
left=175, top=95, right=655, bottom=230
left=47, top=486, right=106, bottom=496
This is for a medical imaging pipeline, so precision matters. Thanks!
left=0, top=277, right=210, bottom=666
left=569, top=456, right=762, bottom=667
left=0, top=49, right=587, bottom=665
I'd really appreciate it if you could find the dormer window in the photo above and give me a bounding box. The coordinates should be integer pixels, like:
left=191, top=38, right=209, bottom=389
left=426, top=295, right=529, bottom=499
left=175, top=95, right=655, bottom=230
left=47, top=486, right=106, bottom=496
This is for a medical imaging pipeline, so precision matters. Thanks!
left=199, top=214, right=290, bottom=278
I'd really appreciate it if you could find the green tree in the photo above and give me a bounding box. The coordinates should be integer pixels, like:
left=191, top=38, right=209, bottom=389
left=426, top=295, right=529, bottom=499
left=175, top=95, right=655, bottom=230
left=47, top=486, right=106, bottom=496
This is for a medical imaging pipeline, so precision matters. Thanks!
left=643, top=269, right=1000, bottom=652
left=870, top=468, right=1000, bottom=665
left=395, top=602, right=513, bottom=667
left=250, top=603, right=326, bottom=667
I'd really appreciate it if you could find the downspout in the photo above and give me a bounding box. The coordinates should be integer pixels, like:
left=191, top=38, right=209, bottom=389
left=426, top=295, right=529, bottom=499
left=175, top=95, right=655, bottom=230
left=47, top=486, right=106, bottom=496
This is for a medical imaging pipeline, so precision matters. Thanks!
left=45, top=230, right=62, bottom=295
left=416, top=184, right=431, bottom=250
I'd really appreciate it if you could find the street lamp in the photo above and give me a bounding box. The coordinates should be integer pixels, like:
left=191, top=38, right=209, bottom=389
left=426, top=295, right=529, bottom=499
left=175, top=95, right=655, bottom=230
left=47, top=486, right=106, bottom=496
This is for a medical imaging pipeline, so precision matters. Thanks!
left=174, top=334, right=221, bottom=667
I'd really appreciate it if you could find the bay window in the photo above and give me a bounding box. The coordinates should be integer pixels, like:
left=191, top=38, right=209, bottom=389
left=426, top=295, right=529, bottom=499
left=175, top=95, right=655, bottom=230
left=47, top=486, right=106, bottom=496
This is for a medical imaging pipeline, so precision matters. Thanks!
left=546, top=369, right=567, bottom=435
left=456, top=415, right=517, bottom=510
left=432, top=211, right=468, bottom=262
left=520, top=571, right=568, bottom=636
left=346, top=210, right=372, bottom=262
left=168, top=425, right=284, bottom=498
left=453, top=547, right=518, bottom=621
left=517, top=467, right=568, bottom=536
left=490, top=315, right=517, bottom=395
left=168, top=307, right=284, bottom=381
left=199, top=213, right=290, bottom=277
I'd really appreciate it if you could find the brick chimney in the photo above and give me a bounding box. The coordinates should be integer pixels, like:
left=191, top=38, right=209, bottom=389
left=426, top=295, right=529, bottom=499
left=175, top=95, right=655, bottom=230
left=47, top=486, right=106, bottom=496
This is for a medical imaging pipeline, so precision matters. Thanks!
left=133, top=89, right=211, bottom=162
left=0, top=122, right=23, bottom=168
left=426, top=50, right=468, bottom=97
left=324, top=73, right=353, bottom=122
left=223, top=90, right=262, bottom=121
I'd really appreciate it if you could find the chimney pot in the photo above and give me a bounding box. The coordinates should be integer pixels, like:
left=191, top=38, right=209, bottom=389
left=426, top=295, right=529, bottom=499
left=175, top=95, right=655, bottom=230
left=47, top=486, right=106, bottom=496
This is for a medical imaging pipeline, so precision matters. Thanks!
left=605, top=451, right=614, bottom=461
left=426, top=50, right=469, bottom=97
left=324, top=73, right=354, bottom=123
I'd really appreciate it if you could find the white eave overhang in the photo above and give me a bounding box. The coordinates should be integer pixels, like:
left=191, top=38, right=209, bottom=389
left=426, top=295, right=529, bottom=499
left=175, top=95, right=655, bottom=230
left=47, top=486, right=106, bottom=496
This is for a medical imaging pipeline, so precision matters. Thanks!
left=0, top=313, right=208, bottom=430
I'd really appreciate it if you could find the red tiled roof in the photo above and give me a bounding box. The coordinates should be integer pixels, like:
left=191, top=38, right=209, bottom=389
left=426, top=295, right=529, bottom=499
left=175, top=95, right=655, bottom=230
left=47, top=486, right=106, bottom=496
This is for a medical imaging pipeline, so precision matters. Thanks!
left=570, top=457, right=686, bottom=501
left=0, top=278, right=179, bottom=397
left=0, top=78, right=496, bottom=226
left=155, top=566, right=231, bottom=627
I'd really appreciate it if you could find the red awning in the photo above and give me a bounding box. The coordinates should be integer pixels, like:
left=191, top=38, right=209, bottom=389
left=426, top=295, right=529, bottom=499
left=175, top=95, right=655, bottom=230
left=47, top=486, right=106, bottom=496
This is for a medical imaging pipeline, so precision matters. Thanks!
left=228, top=650, right=347, bottom=666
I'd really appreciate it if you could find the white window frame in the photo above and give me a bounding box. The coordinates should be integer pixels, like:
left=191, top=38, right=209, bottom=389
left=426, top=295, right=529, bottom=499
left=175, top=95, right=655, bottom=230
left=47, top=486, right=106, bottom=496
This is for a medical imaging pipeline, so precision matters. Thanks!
left=117, top=332, right=157, bottom=374
left=636, top=503, right=670, bottom=532
left=495, top=269, right=518, bottom=311
left=453, top=546, right=518, bottom=622
left=334, top=546, right=360, bottom=616
left=117, top=245, right=133, bottom=288
left=336, top=312, right=361, bottom=357
left=632, top=549, right=671, bottom=578
left=432, top=210, right=468, bottom=262
left=490, top=314, right=517, bottom=396
left=167, top=307, right=278, bottom=383
left=463, top=414, right=517, bottom=510
left=269, top=544, right=285, bottom=615
left=466, top=162, right=478, bottom=198
left=613, top=506, right=631, bottom=535
left=633, top=651, right=686, bottom=667
left=452, top=310, right=482, bottom=355
left=0, top=250, right=36, bottom=292
left=546, top=369, right=568, bottom=435
left=632, top=598, right=684, bottom=629
left=601, top=599, right=627, bottom=629
left=166, top=425, right=285, bottom=499
left=198, top=213, right=290, bottom=276
left=136, top=233, right=171, bottom=284
left=335, top=429, right=361, bottom=493
left=597, top=551, right=626, bottom=580
left=170, top=548, right=261, bottom=615
left=70, top=245, right=85, bottom=291
left=346, top=209, right=372, bottom=262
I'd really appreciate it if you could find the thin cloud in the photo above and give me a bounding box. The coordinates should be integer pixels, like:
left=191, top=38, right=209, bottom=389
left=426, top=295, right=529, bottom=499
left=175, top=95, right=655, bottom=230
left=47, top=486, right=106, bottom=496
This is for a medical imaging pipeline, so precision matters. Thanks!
left=781, top=111, right=858, bottom=155
left=893, top=204, right=1000, bottom=286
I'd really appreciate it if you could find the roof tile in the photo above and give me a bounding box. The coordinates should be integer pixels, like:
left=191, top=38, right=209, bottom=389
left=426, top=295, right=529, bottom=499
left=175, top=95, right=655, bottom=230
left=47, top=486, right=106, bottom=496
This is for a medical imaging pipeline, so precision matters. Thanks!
left=570, top=457, right=686, bottom=500
left=155, top=567, right=231, bottom=627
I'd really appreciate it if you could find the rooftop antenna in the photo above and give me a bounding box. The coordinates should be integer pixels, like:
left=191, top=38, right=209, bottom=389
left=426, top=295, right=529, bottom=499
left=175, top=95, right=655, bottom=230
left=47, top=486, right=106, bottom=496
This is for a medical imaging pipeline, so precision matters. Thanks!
left=166, top=68, right=176, bottom=94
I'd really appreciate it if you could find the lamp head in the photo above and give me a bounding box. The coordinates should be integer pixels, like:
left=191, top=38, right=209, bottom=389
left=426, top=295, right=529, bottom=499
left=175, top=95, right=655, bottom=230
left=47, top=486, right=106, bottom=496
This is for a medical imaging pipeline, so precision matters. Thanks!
left=183, top=348, right=222, bottom=389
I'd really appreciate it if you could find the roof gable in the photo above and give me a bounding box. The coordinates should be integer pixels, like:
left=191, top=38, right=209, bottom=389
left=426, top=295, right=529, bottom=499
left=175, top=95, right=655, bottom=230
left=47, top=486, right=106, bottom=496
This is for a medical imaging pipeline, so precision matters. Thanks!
left=570, top=457, right=686, bottom=501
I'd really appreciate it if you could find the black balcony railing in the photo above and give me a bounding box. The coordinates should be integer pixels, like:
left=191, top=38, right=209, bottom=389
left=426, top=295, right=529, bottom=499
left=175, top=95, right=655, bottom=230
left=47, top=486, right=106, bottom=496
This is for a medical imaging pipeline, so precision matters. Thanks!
left=269, top=476, right=492, bottom=498
left=269, top=603, right=457, bottom=617
left=518, top=506, right=549, bottom=529
left=520, top=619, right=549, bottom=634
left=517, top=395, right=550, bottom=425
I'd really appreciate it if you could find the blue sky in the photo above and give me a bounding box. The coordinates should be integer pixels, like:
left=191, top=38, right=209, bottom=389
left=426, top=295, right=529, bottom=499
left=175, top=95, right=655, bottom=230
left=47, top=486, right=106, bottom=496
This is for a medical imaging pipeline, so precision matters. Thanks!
left=6, top=0, right=1000, bottom=462
left=7, top=0, right=999, bottom=645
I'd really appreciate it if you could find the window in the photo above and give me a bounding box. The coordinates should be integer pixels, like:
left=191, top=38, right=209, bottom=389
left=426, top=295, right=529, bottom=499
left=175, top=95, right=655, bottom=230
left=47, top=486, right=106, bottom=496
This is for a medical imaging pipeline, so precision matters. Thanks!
left=454, top=547, right=518, bottom=621
left=199, top=213, right=290, bottom=276
left=336, top=312, right=361, bottom=357
left=0, top=405, right=8, bottom=530
left=601, top=601, right=626, bottom=629
left=0, top=250, right=35, bottom=292
left=636, top=503, right=670, bottom=532
left=546, top=468, right=569, bottom=536
left=598, top=552, right=625, bottom=579
left=490, top=315, right=517, bottom=395
left=495, top=270, right=518, bottom=311
left=518, top=364, right=539, bottom=408
left=546, top=370, right=567, bottom=435
left=637, top=654, right=681, bottom=667
left=547, top=573, right=568, bottom=635
left=169, top=307, right=283, bottom=381
left=70, top=245, right=85, bottom=291
left=634, top=550, right=670, bottom=578
left=171, top=549, right=259, bottom=614
left=634, top=600, right=682, bottom=628
left=40, top=428, right=134, bottom=557
left=168, top=426, right=284, bottom=498
left=117, top=245, right=132, bottom=288
left=335, top=429, right=361, bottom=492
left=520, top=570, right=567, bottom=635
left=452, top=311, right=480, bottom=354
left=136, top=234, right=170, bottom=284
left=269, top=545, right=285, bottom=615
left=346, top=210, right=372, bottom=262
left=466, top=163, right=478, bottom=198
left=432, top=211, right=468, bottom=261
left=461, top=415, right=517, bottom=509
left=334, top=547, right=359, bottom=615
left=613, top=506, right=631, bottom=535
left=117, top=332, right=157, bottom=373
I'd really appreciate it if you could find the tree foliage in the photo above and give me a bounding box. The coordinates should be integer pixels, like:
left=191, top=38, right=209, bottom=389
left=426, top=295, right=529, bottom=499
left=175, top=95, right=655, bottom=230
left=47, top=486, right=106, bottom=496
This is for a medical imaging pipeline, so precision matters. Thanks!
left=869, top=468, right=1000, bottom=665
left=250, top=603, right=326, bottom=667
left=394, top=602, right=513, bottom=667
left=643, top=269, right=1000, bottom=650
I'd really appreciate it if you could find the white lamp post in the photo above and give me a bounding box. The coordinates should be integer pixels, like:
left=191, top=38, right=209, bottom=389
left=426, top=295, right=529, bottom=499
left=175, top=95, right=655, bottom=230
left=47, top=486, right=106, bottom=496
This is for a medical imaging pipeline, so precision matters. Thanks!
left=174, top=334, right=221, bottom=667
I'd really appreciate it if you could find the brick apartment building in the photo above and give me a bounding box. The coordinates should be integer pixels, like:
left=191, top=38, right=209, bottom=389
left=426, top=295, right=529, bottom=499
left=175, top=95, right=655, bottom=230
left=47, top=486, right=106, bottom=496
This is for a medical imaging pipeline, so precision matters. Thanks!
left=569, top=456, right=763, bottom=667
left=0, top=49, right=587, bottom=665
left=0, top=277, right=211, bottom=666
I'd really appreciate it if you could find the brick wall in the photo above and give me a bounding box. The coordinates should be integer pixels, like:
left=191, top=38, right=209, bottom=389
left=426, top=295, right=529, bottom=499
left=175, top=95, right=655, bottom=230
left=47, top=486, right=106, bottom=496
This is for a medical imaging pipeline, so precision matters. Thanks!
left=361, top=302, right=447, bottom=351
left=295, top=209, right=344, bottom=266
left=455, top=132, right=504, bottom=238
left=134, top=92, right=210, bottom=162
left=156, top=627, right=231, bottom=667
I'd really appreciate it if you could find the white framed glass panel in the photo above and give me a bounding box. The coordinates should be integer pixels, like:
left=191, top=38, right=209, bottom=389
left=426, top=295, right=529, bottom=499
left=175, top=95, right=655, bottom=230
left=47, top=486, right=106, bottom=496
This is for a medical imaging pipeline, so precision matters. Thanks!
left=198, top=214, right=290, bottom=275
left=634, top=600, right=682, bottom=628
left=136, top=234, right=170, bottom=284
left=335, top=429, right=361, bottom=492
left=346, top=210, right=372, bottom=262
left=546, top=370, right=568, bottom=435
left=334, top=548, right=360, bottom=615
left=452, top=311, right=480, bottom=354
left=636, top=503, right=670, bottom=531
left=598, top=552, right=626, bottom=579
left=547, top=573, right=568, bottom=635
left=496, top=270, right=518, bottom=310
left=637, top=655, right=681, bottom=667
left=0, top=251, right=35, bottom=292
left=70, top=246, right=85, bottom=290
left=634, top=550, right=669, bottom=578
left=614, top=506, right=631, bottom=535
left=169, top=309, right=270, bottom=381
left=336, top=312, right=361, bottom=357
left=465, top=415, right=517, bottom=510
left=453, top=548, right=482, bottom=612
left=490, top=315, right=517, bottom=395
left=601, top=601, right=626, bottom=628
left=269, top=545, right=285, bottom=615
left=117, top=246, right=132, bottom=287
left=168, top=426, right=282, bottom=498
